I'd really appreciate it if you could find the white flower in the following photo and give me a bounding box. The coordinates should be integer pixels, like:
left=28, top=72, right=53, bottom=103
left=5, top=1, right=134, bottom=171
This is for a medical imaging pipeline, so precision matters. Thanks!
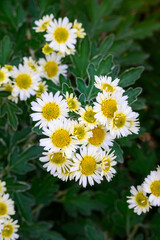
left=0, top=181, right=6, bottom=196
left=33, top=14, right=54, bottom=32
left=42, top=43, right=54, bottom=55
left=35, top=81, right=48, bottom=98
left=0, top=67, right=10, bottom=86
left=72, top=121, right=92, bottom=144
left=127, top=185, right=150, bottom=215
left=94, top=75, right=124, bottom=94
left=0, top=218, right=19, bottom=240
left=73, top=19, right=86, bottom=38
left=71, top=146, right=102, bottom=187
left=143, top=170, right=160, bottom=206
left=4, top=65, right=13, bottom=72
left=128, top=112, right=140, bottom=134
left=0, top=194, right=15, bottom=219
left=23, top=57, right=38, bottom=72
left=65, top=92, right=81, bottom=112
left=12, top=64, right=40, bottom=101
left=0, top=80, right=18, bottom=103
left=78, top=105, right=99, bottom=129
left=44, top=17, right=77, bottom=54
left=93, top=90, right=128, bottom=127
left=40, top=118, right=78, bottom=157
left=31, top=91, right=68, bottom=128
left=100, top=150, right=117, bottom=181
left=39, top=53, right=67, bottom=83
left=87, top=125, right=114, bottom=151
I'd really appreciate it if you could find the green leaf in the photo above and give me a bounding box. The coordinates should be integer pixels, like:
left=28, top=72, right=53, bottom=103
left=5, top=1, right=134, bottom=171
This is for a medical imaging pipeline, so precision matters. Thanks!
left=5, top=177, right=30, bottom=193
left=119, top=67, right=144, bottom=88
left=131, top=98, right=146, bottom=110
left=0, top=91, right=10, bottom=98
left=85, top=224, right=106, bottom=240
left=112, top=142, right=124, bottom=163
left=0, top=36, right=12, bottom=65
left=125, top=87, right=142, bottom=105
left=32, top=126, right=43, bottom=135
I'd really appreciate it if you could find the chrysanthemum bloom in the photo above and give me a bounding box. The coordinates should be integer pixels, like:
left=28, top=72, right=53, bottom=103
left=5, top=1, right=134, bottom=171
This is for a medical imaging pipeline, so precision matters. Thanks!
left=72, top=121, right=92, bottom=144
left=23, top=57, right=38, bottom=72
left=0, top=218, right=19, bottom=240
left=0, top=67, right=10, bottom=86
left=35, top=81, right=48, bottom=98
left=44, top=17, right=77, bottom=54
left=65, top=92, right=81, bottom=112
left=87, top=125, right=114, bottom=150
left=94, top=75, right=124, bottom=94
left=31, top=91, right=69, bottom=128
left=0, top=194, right=15, bottom=219
left=128, top=112, right=140, bottom=134
left=0, top=181, right=6, bottom=196
left=78, top=106, right=98, bottom=129
left=5, top=65, right=13, bottom=72
left=55, top=164, right=75, bottom=182
left=12, top=64, right=40, bottom=101
left=100, top=150, right=117, bottom=181
left=143, top=170, right=160, bottom=206
left=33, top=14, right=54, bottom=32
left=71, top=146, right=102, bottom=187
left=93, top=90, right=128, bottom=127
left=73, top=19, right=86, bottom=38
left=0, top=80, right=18, bottom=103
left=39, top=53, right=67, bottom=83
left=42, top=43, right=54, bottom=55
left=127, top=185, right=150, bottom=215
left=40, top=119, right=78, bottom=157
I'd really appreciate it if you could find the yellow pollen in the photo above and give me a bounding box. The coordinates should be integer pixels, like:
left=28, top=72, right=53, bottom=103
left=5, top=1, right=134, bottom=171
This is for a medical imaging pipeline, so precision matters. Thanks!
left=4, top=84, right=13, bottom=92
left=150, top=180, right=160, bottom=197
left=0, top=202, right=7, bottom=216
left=67, top=98, right=77, bottom=111
left=102, top=158, right=111, bottom=172
left=42, top=44, right=53, bottom=55
left=40, top=20, right=50, bottom=31
left=49, top=152, right=66, bottom=164
left=113, top=113, right=126, bottom=128
left=5, top=65, right=13, bottom=71
left=44, top=61, right=58, bottom=78
left=52, top=129, right=71, bottom=148
left=16, top=74, right=32, bottom=89
left=101, top=99, right=117, bottom=118
left=81, top=156, right=96, bottom=175
left=74, top=126, right=85, bottom=140
left=89, top=126, right=105, bottom=146
left=135, top=192, right=148, bottom=207
left=2, top=224, right=14, bottom=237
left=102, top=83, right=114, bottom=92
left=42, top=102, right=60, bottom=121
left=83, top=110, right=96, bottom=124
left=0, top=70, right=5, bottom=82
left=54, top=27, right=69, bottom=43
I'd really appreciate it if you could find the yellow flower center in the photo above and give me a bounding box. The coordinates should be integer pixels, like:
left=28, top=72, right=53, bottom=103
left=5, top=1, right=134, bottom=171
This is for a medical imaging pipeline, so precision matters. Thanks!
left=74, top=125, right=85, bottom=140
left=0, top=70, right=5, bottom=82
left=42, top=44, right=53, bottom=55
left=102, top=83, right=114, bottom=92
left=4, top=84, right=13, bottom=92
left=36, top=83, right=46, bottom=97
left=5, top=65, right=13, bottom=71
left=113, top=113, right=126, bottom=128
left=16, top=74, right=32, bottom=89
left=81, top=156, right=96, bottom=175
left=2, top=224, right=14, bottom=237
left=28, top=62, right=36, bottom=71
left=44, top=61, right=58, bottom=78
left=150, top=180, right=160, bottom=197
left=101, top=99, right=117, bottom=118
left=49, top=152, right=66, bottom=165
left=83, top=109, right=96, bottom=124
left=89, top=126, right=105, bottom=146
left=67, top=98, right=77, bottom=111
left=0, top=202, right=7, bottom=216
left=42, top=102, right=60, bottom=121
left=135, top=192, right=148, bottom=207
left=102, top=158, right=111, bottom=172
left=52, top=129, right=71, bottom=148
left=54, top=27, right=69, bottom=43
left=40, top=20, right=50, bottom=31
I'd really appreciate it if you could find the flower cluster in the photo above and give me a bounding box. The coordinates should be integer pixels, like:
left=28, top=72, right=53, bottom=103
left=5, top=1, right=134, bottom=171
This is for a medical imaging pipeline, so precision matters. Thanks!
left=31, top=75, right=140, bottom=187
left=127, top=166, right=160, bottom=215
left=0, top=180, right=19, bottom=239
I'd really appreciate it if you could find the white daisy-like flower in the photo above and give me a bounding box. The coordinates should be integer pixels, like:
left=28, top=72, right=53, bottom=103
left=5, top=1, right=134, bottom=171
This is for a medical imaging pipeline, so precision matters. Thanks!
left=109, top=105, right=136, bottom=138
left=31, top=91, right=68, bottom=129
left=23, top=57, right=38, bottom=72
left=42, top=43, right=54, bottom=55
left=44, top=17, right=77, bottom=54
left=93, top=90, right=128, bottom=127
left=39, top=53, right=67, bottom=83
left=72, top=121, right=92, bottom=144
left=35, top=81, right=48, bottom=98
left=143, top=170, right=160, bottom=206
left=73, top=19, right=86, bottom=38
left=0, top=194, right=15, bottom=219
left=65, top=92, right=81, bottom=112
left=33, top=14, right=54, bottom=32
left=94, top=75, right=124, bottom=94
left=11, top=64, right=40, bottom=101
left=0, top=181, right=6, bottom=196
left=78, top=105, right=99, bottom=129
left=87, top=125, right=114, bottom=151
left=4, top=65, right=13, bottom=72
left=127, top=185, right=151, bottom=215
left=71, top=145, right=102, bottom=188
left=0, top=80, right=18, bottom=104
left=100, top=150, right=117, bottom=181
left=40, top=118, right=78, bottom=157
left=128, top=112, right=140, bottom=134
left=0, top=67, right=10, bottom=86
left=0, top=218, right=19, bottom=240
